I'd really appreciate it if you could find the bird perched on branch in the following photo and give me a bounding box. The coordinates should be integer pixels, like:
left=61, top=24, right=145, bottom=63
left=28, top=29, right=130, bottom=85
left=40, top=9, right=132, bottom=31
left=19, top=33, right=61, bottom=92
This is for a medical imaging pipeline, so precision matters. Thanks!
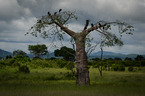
left=48, top=12, right=51, bottom=16
left=91, top=23, right=94, bottom=27
left=54, top=12, right=57, bottom=15
left=84, top=20, right=89, bottom=30
left=59, top=9, right=62, bottom=12
left=99, top=23, right=102, bottom=27
left=103, top=26, right=105, bottom=30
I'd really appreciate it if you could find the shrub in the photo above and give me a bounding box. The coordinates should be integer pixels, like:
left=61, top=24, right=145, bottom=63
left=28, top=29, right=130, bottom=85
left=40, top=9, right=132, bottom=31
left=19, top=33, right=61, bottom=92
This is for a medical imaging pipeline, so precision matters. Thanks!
left=112, top=64, right=118, bottom=71
left=128, top=66, right=134, bottom=72
left=5, top=55, right=31, bottom=66
left=19, top=65, right=30, bottom=73
left=56, top=59, right=67, bottom=68
left=118, top=65, right=125, bottom=71
left=44, top=75, right=60, bottom=80
left=0, top=61, right=6, bottom=68
left=13, top=55, right=31, bottom=63
left=111, top=64, right=125, bottom=71
left=141, top=60, right=145, bottom=66
left=30, top=59, right=53, bottom=68
left=65, top=62, right=74, bottom=70
left=64, top=72, right=76, bottom=80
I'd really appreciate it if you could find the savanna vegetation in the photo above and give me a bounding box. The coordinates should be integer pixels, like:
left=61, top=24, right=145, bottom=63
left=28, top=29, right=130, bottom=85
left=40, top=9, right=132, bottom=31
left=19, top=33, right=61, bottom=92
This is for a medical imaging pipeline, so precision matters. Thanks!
left=0, top=54, right=145, bottom=96
left=0, top=9, right=143, bottom=96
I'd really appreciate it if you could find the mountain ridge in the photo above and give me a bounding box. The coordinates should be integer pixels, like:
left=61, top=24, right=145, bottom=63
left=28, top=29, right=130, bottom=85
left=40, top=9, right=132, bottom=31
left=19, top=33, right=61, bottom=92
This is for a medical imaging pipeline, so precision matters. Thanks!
left=0, top=49, right=12, bottom=58
left=0, top=49, right=144, bottom=59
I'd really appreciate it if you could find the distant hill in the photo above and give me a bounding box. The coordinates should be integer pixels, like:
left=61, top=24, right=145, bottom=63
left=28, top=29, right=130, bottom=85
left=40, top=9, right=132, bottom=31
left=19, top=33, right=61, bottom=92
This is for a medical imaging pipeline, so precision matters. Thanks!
left=89, top=51, right=145, bottom=60
left=0, top=49, right=12, bottom=59
left=91, top=51, right=123, bottom=56
left=0, top=49, right=144, bottom=60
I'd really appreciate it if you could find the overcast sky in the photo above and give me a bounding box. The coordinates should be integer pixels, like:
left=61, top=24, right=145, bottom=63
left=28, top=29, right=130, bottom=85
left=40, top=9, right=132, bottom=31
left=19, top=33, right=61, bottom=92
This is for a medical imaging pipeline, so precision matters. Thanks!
left=0, top=0, right=145, bottom=55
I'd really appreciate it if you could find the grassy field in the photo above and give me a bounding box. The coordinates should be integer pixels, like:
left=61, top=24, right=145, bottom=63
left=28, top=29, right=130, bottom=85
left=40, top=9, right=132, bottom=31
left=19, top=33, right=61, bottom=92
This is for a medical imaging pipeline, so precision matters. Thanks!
left=0, top=66, right=145, bottom=96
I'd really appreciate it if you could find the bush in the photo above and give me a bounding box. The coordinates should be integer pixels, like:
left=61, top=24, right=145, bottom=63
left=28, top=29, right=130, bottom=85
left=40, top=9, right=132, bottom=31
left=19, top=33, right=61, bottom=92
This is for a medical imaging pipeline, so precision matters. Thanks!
left=19, top=65, right=30, bottom=73
left=111, top=64, right=125, bottom=71
left=44, top=75, right=60, bottom=80
left=141, top=60, right=145, bottom=66
left=5, top=55, right=31, bottom=66
left=0, top=61, right=6, bottom=68
left=118, top=65, right=125, bottom=71
left=128, top=66, right=134, bottom=72
left=30, top=59, right=53, bottom=68
left=111, top=64, right=118, bottom=71
left=13, top=55, right=31, bottom=63
left=64, top=72, right=76, bottom=80
left=65, top=62, right=74, bottom=70
left=56, top=59, right=67, bottom=68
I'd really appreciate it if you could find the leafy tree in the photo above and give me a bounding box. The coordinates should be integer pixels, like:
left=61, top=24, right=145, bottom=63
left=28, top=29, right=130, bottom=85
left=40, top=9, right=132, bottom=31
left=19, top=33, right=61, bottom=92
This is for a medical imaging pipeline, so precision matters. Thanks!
left=91, top=58, right=100, bottom=61
left=28, top=44, right=48, bottom=58
left=27, top=9, right=134, bottom=85
left=114, top=57, right=122, bottom=61
left=124, top=57, right=132, bottom=61
left=6, top=55, right=12, bottom=59
left=141, top=60, right=145, bottom=66
left=107, top=58, right=113, bottom=60
left=0, top=57, right=2, bottom=60
left=54, top=46, right=75, bottom=61
left=128, top=66, right=134, bottom=72
left=13, top=55, right=31, bottom=63
left=135, top=55, right=144, bottom=61
left=13, top=50, right=27, bottom=57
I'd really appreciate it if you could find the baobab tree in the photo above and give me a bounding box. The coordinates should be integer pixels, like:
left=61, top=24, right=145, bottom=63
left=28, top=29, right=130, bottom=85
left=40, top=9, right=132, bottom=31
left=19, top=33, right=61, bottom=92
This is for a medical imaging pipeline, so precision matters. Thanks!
left=27, top=9, right=134, bottom=85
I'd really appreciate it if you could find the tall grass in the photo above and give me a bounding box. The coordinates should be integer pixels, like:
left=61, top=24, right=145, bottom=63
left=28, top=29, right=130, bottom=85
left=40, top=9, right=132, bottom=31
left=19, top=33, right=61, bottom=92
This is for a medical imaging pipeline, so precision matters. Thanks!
left=0, top=66, right=145, bottom=96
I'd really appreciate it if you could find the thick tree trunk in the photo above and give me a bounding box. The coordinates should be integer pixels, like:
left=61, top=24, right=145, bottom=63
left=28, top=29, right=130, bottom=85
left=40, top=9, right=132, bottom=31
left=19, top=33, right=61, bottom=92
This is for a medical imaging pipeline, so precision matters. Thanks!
left=75, top=33, right=90, bottom=86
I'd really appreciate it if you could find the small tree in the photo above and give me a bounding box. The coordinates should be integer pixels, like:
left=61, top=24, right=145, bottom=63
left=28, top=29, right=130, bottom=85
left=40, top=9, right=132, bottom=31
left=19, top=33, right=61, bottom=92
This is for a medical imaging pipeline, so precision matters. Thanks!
left=6, top=55, right=12, bottom=59
left=54, top=46, right=75, bottom=61
left=135, top=55, right=144, bottom=61
left=125, top=57, right=132, bottom=61
left=114, top=57, right=122, bottom=61
left=28, top=44, right=48, bottom=58
left=27, top=9, right=134, bottom=85
left=13, top=50, right=27, bottom=57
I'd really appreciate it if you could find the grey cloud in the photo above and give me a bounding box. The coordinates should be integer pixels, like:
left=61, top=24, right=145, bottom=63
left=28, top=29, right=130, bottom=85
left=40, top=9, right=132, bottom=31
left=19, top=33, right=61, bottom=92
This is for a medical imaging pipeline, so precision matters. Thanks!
left=16, top=0, right=57, bottom=17
left=53, top=0, right=145, bottom=24
left=0, top=0, right=32, bottom=22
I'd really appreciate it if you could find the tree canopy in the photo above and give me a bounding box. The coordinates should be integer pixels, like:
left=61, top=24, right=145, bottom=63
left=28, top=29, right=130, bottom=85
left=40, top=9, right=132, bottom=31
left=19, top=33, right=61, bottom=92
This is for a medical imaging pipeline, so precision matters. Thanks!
left=54, top=46, right=75, bottom=61
left=28, top=44, right=48, bottom=58
left=13, top=50, right=27, bottom=57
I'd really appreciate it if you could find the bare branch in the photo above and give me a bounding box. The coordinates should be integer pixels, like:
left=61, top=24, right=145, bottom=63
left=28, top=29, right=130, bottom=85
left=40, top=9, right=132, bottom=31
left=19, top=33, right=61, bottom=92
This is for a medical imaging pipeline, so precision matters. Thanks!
left=54, top=21, right=75, bottom=37
left=87, top=44, right=98, bottom=57
left=84, top=20, right=90, bottom=30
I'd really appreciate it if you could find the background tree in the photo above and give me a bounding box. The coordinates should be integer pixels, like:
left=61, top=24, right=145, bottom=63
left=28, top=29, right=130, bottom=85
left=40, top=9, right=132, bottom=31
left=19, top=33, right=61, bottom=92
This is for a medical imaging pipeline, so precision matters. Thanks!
left=13, top=50, right=27, bottom=57
left=6, top=55, right=12, bottom=59
left=114, top=57, right=122, bottom=61
left=27, top=9, right=134, bottom=85
left=28, top=44, right=48, bottom=58
left=54, top=46, right=75, bottom=61
left=125, top=57, right=132, bottom=61
left=135, top=55, right=144, bottom=61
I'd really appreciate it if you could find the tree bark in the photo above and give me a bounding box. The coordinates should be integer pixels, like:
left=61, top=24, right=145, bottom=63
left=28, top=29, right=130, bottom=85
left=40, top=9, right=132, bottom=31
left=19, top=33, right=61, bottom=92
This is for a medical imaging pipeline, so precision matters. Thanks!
left=55, top=22, right=90, bottom=85
left=74, top=33, right=90, bottom=86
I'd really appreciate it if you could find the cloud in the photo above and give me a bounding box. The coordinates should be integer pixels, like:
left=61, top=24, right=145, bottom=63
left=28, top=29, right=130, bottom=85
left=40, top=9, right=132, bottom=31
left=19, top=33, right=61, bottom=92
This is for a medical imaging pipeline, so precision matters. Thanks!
left=0, top=0, right=32, bottom=21
left=0, top=17, right=37, bottom=41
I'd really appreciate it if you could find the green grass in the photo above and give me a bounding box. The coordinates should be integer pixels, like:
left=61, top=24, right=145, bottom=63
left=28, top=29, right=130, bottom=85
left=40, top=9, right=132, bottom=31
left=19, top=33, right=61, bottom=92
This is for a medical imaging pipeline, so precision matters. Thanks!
left=0, top=66, right=145, bottom=96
